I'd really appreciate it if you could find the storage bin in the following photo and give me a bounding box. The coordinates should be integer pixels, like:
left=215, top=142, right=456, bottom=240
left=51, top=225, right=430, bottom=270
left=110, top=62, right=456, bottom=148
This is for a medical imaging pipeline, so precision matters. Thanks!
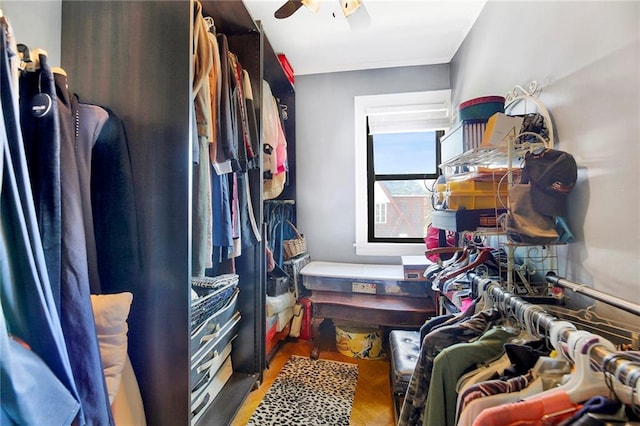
left=190, top=342, right=232, bottom=404
left=266, top=290, right=296, bottom=317
left=458, top=95, right=505, bottom=121
left=432, top=208, right=507, bottom=232
left=190, top=312, right=240, bottom=393
left=335, top=323, right=385, bottom=360
left=434, top=169, right=516, bottom=211
left=190, top=290, right=239, bottom=356
left=277, top=54, right=295, bottom=86
left=190, top=282, right=238, bottom=330
left=444, top=189, right=508, bottom=210
left=190, top=349, right=233, bottom=425
left=265, top=315, right=278, bottom=349
left=267, top=263, right=290, bottom=297
left=191, top=274, right=238, bottom=297
left=440, top=119, right=488, bottom=163
left=300, top=262, right=433, bottom=298
left=447, top=179, right=503, bottom=193
left=434, top=182, right=506, bottom=211
left=283, top=252, right=311, bottom=298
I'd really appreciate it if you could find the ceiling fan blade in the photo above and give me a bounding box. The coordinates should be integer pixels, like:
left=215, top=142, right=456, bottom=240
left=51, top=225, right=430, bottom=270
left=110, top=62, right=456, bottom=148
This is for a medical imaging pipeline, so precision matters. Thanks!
left=275, top=0, right=304, bottom=19
left=346, top=1, right=371, bottom=31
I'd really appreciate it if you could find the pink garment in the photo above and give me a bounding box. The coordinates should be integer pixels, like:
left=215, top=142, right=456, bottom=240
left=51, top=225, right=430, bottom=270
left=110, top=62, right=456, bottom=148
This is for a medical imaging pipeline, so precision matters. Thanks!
left=460, top=297, right=475, bottom=312
left=424, top=224, right=456, bottom=262
left=471, top=390, right=581, bottom=426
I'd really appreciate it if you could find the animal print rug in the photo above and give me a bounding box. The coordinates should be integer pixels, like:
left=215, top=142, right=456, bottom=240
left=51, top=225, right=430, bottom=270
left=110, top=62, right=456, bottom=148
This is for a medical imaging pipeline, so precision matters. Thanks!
left=247, top=355, right=359, bottom=425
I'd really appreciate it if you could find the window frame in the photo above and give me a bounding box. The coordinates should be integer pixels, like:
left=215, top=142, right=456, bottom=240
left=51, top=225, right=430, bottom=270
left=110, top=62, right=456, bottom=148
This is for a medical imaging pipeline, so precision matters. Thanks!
left=354, top=90, right=451, bottom=256
left=366, top=129, right=444, bottom=244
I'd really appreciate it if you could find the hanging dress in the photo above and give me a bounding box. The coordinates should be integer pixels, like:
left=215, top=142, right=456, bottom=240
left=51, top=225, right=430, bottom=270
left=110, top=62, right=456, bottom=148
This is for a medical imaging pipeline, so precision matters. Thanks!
left=0, top=19, right=83, bottom=425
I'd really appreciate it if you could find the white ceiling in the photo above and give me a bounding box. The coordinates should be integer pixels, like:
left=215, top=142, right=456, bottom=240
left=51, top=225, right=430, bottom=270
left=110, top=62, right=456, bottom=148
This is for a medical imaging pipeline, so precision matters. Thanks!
left=243, top=0, right=487, bottom=76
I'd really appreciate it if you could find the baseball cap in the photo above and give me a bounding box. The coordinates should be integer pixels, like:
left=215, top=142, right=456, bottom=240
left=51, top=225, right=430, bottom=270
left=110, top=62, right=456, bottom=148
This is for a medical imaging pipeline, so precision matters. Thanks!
left=522, top=149, right=577, bottom=217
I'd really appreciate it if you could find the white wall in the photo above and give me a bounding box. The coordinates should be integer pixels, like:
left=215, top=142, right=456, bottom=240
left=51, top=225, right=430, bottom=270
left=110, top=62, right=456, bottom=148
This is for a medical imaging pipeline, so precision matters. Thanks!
left=4, top=1, right=62, bottom=67
left=450, top=1, right=640, bottom=307
left=295, top=64, right=450, bottom=264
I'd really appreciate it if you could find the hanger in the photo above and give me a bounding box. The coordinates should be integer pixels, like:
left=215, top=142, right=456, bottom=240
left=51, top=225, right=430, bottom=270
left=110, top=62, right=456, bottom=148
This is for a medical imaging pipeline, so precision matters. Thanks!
left=424, top=246, right=466, bottom=282
left=17, top=43, right=32, bottom=71
left=19, top=47, right=47, bottom=72
left=425, top=246, right=464, bottom=265
left=602, top=352, right=640, bottom=409
left=51, top=67, right=67, bottom=77
left=564, top=333, right=618, bottom=403
left=439, top=247, right=493, bottom=283
left=481, top=282, right=640, bottom=409
left=522, top=332, right=617, bottom=405
left=203, top=16, right=215, bottom=33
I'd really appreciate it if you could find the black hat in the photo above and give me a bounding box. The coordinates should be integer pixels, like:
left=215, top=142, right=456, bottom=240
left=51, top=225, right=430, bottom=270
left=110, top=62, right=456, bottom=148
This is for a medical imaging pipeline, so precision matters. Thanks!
left=522, top=149, right=577, bottom=217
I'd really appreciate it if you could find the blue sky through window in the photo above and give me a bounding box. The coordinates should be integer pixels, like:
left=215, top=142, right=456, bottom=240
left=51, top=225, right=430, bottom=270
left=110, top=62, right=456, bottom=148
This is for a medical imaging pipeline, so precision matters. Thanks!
left=373, top=131, right=437, bottom=175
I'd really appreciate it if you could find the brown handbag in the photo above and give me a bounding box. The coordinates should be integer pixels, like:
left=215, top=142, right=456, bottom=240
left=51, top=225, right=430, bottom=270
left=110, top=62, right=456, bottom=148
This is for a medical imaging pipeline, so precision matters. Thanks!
left=502, top=184, right=559, bottom=244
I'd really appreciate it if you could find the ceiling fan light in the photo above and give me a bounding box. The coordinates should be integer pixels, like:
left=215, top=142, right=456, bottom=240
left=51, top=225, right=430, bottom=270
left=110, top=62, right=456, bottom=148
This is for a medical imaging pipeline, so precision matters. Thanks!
left=302, top=0, right=321, bottom=14
left=341, top=0, right=362, bottom=17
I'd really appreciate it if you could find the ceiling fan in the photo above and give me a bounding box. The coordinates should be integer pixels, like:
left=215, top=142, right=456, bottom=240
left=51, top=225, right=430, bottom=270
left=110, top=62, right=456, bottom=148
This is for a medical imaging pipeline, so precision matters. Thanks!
left=275, top=0, right=370, bottom=29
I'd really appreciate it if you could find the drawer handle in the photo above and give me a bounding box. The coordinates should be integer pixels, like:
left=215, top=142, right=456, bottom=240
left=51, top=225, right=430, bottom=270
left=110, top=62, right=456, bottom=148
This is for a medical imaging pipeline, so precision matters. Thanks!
left=200, top=324, right=221, bottom=343
left=196, top=350, right=219, bottom=374
left=192, top=393, right=210, bottom=417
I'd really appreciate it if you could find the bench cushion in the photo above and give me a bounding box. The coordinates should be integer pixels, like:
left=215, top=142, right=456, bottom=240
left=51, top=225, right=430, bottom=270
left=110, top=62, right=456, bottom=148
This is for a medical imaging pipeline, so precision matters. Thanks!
left=389, top=329, right=421, bottom=395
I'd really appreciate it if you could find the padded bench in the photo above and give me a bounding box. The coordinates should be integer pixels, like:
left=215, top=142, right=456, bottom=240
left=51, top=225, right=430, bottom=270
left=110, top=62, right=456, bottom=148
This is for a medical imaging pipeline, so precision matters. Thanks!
left=389, top=329, right=421, bottom=421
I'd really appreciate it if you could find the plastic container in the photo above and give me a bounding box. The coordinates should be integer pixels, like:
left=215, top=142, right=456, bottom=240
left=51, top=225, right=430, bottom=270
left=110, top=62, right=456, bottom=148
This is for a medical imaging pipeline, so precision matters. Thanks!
left=435, top=181, right=507, bottom=210
left=445, top=189, right=508, bottom=210
left=335, top=323, right=385, bottom=359
left=283, top=252, right=311, bottom=298
left=447, top=179, right=504, bottom=193
left=458, top=95, right=505, bottom=121
left=267, top=264, right=290, bottom=297
left=277, top=54, right=295, bottom=86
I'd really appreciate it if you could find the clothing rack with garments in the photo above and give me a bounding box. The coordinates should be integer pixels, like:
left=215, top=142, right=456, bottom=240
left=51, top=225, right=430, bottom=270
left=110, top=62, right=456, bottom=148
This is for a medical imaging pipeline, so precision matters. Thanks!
left=2, top=11, right=145, bottom=424
left=398, top=267, right=640, bottom=426
left=472, top=273, right=640, bottom=408
left=53, top=1, right=297, bottom=424
left=264, top=199, right=296, bottom=266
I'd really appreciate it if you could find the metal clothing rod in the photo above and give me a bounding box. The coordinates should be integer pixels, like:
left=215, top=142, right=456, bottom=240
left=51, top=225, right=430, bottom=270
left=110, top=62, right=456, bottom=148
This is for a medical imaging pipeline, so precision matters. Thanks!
left=546, top=273, right=640, bottom=317
left=470, top=273, right=640, bottom=407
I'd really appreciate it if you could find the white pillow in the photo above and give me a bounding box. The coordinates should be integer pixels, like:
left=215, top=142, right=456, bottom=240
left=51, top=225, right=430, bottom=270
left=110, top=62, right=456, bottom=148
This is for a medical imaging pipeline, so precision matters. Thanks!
left=91, top=292, right=133, bottom=404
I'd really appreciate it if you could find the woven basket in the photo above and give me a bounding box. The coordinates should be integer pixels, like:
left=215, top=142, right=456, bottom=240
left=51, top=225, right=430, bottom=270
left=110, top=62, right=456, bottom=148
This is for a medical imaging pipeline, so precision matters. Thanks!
left=283, top=220, right=306, bottom=260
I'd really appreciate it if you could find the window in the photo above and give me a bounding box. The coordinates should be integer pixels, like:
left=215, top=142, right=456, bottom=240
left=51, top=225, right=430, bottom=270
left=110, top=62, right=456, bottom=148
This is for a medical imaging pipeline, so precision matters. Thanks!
left=368, top=129, right=444, bottom=242
left=374, top=201, right=387, bottom=224
left=354, top=90, right=451, bottom=256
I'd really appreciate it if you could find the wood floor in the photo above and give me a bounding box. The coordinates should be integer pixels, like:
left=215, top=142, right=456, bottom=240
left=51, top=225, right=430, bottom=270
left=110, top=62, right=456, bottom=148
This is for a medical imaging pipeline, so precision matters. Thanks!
left=231, top=336, right=396, bottom=426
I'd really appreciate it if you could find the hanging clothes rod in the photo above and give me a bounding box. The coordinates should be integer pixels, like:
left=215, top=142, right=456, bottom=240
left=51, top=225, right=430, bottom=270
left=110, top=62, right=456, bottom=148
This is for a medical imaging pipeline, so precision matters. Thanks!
left=546, top=273, right=640, bottom=317
left=469, top=273, right=640, bottom=406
